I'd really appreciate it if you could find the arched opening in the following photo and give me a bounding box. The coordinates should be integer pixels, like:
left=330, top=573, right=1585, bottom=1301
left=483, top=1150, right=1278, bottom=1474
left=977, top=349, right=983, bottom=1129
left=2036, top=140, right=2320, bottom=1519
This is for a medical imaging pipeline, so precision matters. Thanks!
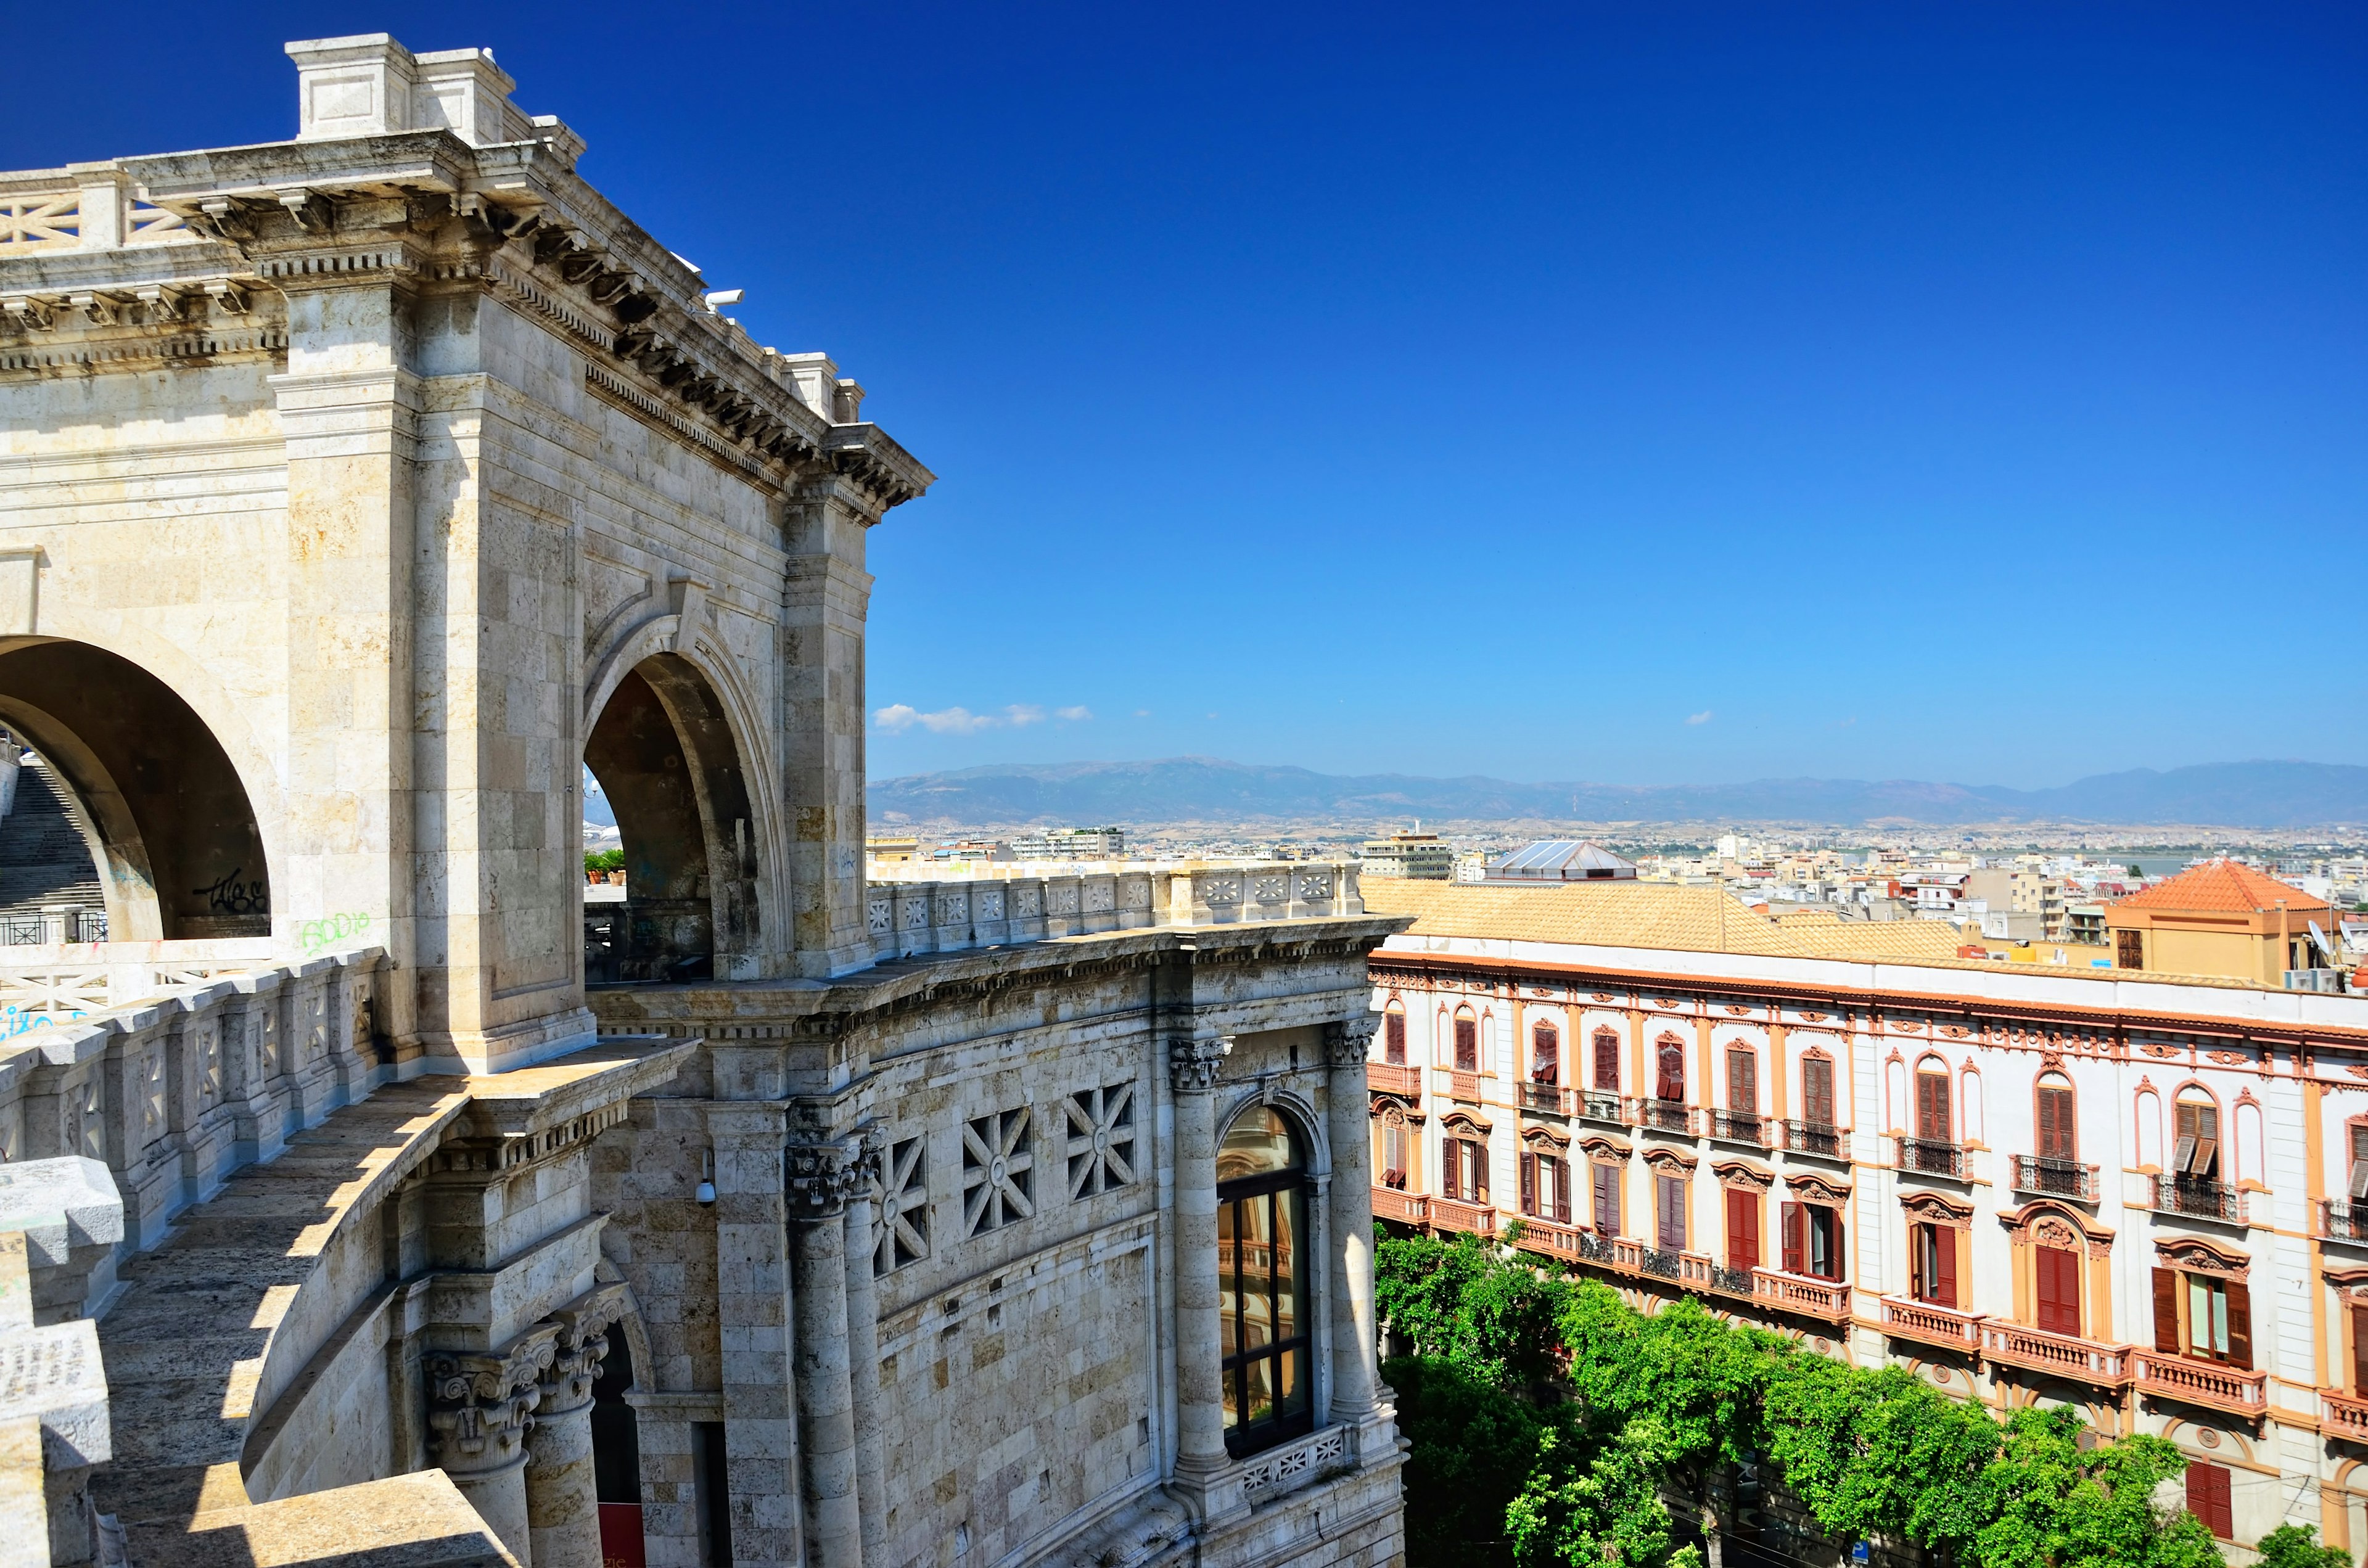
left=591, top=1327, right=646, bottom=1566
left=1216, top=1105, right=1314, bottom=1458
left=0, top=639, right=269, bottom=941
left=582, top=654, right=761, bottom=985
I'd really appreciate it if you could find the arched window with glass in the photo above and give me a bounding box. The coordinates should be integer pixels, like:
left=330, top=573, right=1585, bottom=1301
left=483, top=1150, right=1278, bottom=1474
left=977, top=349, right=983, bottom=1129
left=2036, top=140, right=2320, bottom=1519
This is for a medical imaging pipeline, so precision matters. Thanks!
left=1217, top=1106, right=1314, bottom=1457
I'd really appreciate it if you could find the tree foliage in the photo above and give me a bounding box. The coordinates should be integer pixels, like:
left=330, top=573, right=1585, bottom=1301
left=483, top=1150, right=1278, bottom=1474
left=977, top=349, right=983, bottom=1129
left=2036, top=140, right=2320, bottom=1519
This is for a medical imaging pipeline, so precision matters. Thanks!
left=2257, top=1524, right=2350, bottom=1568
left=1375, top=1229, right=2250, bottom=1568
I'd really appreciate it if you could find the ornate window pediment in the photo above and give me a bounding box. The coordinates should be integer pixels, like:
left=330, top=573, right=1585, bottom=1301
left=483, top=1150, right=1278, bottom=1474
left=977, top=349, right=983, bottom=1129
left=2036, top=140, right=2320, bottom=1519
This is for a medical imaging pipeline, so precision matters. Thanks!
left=1576, top=1133, right=1630, bottom=1160
left=1441, top=1110, right=1492, bottom=1138
left=1711, top=1158, right=1774, bottom=1192
left=1519, top=1124, right=1572, bottom=1152
left=1642, top=1146, right=1697, bottom=1174
left=1900, top=1190, right=1973, bottom=1228
left=1785, top=1173, right=1851, bottom=1206
left=2154, top=1235, right=2249, bottom=1278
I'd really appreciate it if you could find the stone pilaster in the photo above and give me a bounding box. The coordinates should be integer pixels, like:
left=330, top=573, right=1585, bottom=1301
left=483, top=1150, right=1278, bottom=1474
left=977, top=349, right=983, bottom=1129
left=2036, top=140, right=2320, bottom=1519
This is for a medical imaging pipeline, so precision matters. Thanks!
left=842, top=1128, right=887, bottom=1568
left=1325, top=1017, right=1381, bottom=1422
left=1167, top=1035, right=1231, bottom=1484
left=426, top=1326, right=559, bottom=1567
left=708, top=1103, right=800, bottom=1566
left=525, top=1286, right=627, bottom=1568
left=781, top=480, right=878, bottom=977
left=787, top=1135, right=863, bottom=1567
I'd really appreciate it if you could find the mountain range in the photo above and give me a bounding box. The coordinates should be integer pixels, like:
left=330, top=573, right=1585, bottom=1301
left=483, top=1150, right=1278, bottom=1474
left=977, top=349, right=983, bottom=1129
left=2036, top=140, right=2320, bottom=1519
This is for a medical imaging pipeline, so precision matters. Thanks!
left=864, top=758, right=2368, bottom=830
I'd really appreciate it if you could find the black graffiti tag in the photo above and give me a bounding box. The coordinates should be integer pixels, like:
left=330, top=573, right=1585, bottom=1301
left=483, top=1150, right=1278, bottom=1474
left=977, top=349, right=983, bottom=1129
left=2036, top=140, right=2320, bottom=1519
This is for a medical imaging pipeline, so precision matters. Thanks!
left=194, top=868, right=268, bottom=916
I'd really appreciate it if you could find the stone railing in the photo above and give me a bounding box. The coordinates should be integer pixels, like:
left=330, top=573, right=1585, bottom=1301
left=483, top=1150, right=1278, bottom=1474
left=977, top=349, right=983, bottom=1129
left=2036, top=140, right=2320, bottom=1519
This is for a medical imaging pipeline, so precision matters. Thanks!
left=1371, top=1188, right=1429, bottom=1227
left=2322, top=1389, right=2368, bottom=1440
left=0, top=948, right=389, bottom=1284
left=0, top=165, right=198, bottom=255
left=1879, top=1295, right=1983, bottom=1351
left=0, top=939, right=281, bottom=1041
left=1751, top=1269, right=1853, bottom=1322
left=1979, top=1321, right=2131, bottom=1385
left=863, top=862, right=1363, bottom=961
left=2131, top=1352, right=2267, bottom=1416
left=1365, top=1062, right=1421, bottom=1099
left=1237, top=1424, right=1350, bottom=1504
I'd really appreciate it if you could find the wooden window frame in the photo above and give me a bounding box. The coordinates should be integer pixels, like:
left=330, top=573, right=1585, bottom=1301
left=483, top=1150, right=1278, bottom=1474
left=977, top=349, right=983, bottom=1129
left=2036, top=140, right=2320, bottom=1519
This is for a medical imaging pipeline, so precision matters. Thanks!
left=1383, top=1007, right=1407, bottom=1067
left=1530, top=1019, right=1561, bottom=1085
left=1452, top=1008, right=1480, bottom=1073
left=2034, top=1075, right=2076, bottom=1164
left=1800, top=1053, right=1837, bottom=1130
left=1592, top=1029, right=1622, bottom=1093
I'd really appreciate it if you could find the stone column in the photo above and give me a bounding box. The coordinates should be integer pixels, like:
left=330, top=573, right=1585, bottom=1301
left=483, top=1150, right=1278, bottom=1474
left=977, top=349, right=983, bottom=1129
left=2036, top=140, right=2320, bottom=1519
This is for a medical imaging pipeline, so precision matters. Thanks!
left=1325, top=1017, right=1381, bottom=1422
left=427, top=1329, right=557, bottom=1567
left=1169, top=1035, right=1231, bottom=1478
left=708, top=1102, right=800, bottom=1567
left=525, top=1287, right=627, bottom=1568
left=782, top=480, right=881, bottom=978
left=842, top=1128, right=888, bottom=1568
left=788, top=1136, right=863, bottom=1567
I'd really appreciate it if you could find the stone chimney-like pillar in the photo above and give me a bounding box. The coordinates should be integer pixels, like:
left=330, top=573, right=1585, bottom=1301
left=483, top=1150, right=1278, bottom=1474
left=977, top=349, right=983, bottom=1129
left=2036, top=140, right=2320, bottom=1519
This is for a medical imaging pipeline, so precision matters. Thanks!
left=427, top=1330, right=557, bottom=1567
left=1168, top=1035, right=1230, bottom=1478
left=524, top=1287, right=626, bottom=1568
left=1325, top=1017, right=1381, bottom=1421
left=788, top=1137, right=863, bottom=1567
left=843, top=1129, right=889, bottom=1567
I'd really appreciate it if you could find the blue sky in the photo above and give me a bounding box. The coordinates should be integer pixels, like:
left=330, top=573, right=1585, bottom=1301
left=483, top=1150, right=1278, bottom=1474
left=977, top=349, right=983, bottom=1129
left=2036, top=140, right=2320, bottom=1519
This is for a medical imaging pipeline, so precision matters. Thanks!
left=15, top=2, right=2362, bottom=789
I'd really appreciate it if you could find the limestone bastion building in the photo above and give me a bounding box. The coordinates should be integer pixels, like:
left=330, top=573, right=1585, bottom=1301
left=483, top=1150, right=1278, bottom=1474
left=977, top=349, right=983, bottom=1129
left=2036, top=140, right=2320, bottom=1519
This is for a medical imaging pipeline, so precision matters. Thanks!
left=0, top=36, right=1408, bottom=1568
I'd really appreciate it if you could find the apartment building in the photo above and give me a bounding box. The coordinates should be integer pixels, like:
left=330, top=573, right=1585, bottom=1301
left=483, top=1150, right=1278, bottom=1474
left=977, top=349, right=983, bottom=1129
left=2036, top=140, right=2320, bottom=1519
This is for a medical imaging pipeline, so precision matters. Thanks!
left=1359, top=877, right=2368, bottom=1560
left=1361, top=832, right=1457, bottom=880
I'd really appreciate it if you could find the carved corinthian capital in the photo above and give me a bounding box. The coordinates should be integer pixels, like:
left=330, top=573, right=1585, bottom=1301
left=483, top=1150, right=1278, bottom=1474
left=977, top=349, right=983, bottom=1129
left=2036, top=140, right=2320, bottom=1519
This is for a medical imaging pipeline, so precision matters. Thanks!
left=540, top=1281, right=630, bottom=1411
left=787, top=1136, right=862, bottom=1219
left=1169, top=1035, right=1228, bottom=1094
left=425, top=1324, right=561, bottom=1473
left=1325, top=1016, right=1380, bottom=1070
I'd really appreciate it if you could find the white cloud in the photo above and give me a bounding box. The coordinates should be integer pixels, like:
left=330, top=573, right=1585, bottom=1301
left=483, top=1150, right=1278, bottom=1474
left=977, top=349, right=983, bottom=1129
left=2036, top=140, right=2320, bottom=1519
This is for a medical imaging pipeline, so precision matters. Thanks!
left=874, top=704, right=997, bottom=735
left=1056, top=705, right=1093, bottom=721
left=1005, top=704, right=1048, bottom=726
left=1685, top=709, right=1714, bottom=726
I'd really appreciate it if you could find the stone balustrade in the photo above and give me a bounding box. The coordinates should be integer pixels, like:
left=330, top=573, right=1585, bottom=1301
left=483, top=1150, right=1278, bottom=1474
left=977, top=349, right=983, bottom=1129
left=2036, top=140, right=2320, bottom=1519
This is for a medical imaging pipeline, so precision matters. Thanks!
left=0, top=948, right=388, bottom=1295
left=864, top=861, right=1364, bottom=961
left=0, top=165, right=199, bottom=257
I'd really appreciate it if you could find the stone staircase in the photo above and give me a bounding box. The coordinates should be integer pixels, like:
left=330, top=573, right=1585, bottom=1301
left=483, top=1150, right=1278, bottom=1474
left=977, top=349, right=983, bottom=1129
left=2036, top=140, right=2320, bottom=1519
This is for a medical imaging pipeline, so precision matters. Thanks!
left=0, top=757, right=104, bottom=933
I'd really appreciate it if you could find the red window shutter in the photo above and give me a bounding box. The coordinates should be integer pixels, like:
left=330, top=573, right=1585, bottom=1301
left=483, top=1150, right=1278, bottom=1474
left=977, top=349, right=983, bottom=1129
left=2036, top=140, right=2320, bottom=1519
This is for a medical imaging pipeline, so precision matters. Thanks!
left=1930, top=1225, right=1957, bottom=1308
left=2037, top=1086, right=2074, bottom=1161
left=1727, top=1050, right=1756, bottom=1114
left=1726, top=1188, right=1758, bottom=1271
left=1553, top=1158, right=1571, bottom=1224
left=1454, top=1017, right=1478, bottom=1072
left=1519, top=1152, right=1537, bottom=1217
left=2153, top=1267, right=2182, bottom=1353
left=1385, top=1012, right=1406, bottom=1065
left=1595, top=1035, right=1620, bottom=1091
left=2353, top=1304, right=2368, bottom=1395
left=1471, top=1143, right=1489, bottom=1204
left=1782, top=1202, right=1804, bottom=1275
left=2036, top=1246, right=2081, bottom=1337
left=1593, top=1164, right=1618, bottom=1235
left=1532, top=1023, right=1559, bottom=1083
left=1803, top=1058, right=1834, bottom=1127
left=1917, top=1072, right=1950, bottom=1141
left=2187, top=1462, right=2233, bottom=1538
left=1657, top=1042, right=1685, bottom=1101
left=2226, top=1280, right=2252, bottom=1371
left=1441, top=1140, right=1460, bottom=1200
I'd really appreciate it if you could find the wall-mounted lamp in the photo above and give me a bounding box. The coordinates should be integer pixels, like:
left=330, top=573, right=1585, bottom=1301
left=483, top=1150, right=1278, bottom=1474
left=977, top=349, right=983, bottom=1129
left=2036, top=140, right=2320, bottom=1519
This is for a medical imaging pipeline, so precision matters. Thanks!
left=696, top=1147, right=717, bottom=1205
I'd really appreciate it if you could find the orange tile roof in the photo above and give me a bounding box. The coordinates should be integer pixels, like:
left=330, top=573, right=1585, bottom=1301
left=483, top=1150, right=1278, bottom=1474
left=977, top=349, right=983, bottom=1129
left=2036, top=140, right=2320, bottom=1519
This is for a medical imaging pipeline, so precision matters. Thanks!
left=2110, top=858, right=2330, bottom=916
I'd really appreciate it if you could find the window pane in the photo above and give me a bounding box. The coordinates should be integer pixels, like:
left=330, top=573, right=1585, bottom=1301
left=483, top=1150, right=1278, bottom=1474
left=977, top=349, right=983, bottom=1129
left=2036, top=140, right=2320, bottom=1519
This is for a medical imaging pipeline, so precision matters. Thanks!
left=1219, top=1107, right=1298, bottom=1181
left=1217, top=1202, right=1240, bottom=1358
left=1240, top=1196, right=1273, bottom=1350
left=1243, top=1353, right=1276, bottom=1425
left=1222, top=1363, right=1240, bottom=1430
left=1278, top=1347, right=1306, bottom=1416
left=1273, top=1190, right=1302, bottom=1343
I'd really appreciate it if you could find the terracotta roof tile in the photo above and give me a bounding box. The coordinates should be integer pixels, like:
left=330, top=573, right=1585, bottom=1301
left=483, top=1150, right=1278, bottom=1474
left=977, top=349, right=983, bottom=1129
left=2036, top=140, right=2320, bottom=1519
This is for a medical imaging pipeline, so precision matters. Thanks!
left=2110, top=858, right=2330, bottom=916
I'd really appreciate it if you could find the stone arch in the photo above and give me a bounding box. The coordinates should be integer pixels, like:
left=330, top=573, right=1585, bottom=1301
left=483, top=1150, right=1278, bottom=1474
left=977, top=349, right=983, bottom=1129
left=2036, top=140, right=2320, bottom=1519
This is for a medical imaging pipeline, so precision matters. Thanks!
left=1217, top=1086, right=1331, bottom=1180
left=0, top=637, right=273, bottom=940
left=584, top=652, right=769, bottom=983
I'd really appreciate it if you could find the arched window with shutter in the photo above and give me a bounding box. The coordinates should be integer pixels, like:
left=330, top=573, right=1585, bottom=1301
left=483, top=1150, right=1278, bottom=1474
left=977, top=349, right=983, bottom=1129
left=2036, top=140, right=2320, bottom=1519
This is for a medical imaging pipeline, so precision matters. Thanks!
left=1383, top=1003, right=1407, bottom=1066
left=2036, top=1074, right=2076, bottom=1162
left=1531, top=1019, right=1560, bottom=1085
left=1592, top=1029, right=1621, bottom=1093
left=1452, top=1006, right=1479, bottom=1073
left=1655, top=1036, right=1685, bottom=1102
left=1914, top=1057, right=1952, bottom=1143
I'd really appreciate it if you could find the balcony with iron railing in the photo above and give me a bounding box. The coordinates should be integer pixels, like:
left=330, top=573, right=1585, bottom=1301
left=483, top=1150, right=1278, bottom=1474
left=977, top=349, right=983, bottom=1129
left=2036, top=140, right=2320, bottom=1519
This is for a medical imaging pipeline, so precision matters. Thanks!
left=1893, top=1136, right=1968, bottom=1180
left=2325, top=1201, right=2368, bottom=1243
left=2131, top=1352, right=2267, bottom=1417
left=2144, top=1173, right=2245, bottom=1225
left=1978, top=1321, right=2131, bottom=1385
left=2010, top=1155, right=2100, bottom=1202
left=1366, top=1061, right=1422, bottom=1098
left=1880, top=1295, right=1983, bottom=1352
left=1518, top=1082, right=1574, bottom=1117
left=1371, top=1186, right=1430, bottom=1227
left=1779, top=1120, right=1848, bottom=1160
left=1708, top=1110, right=1772, bottom=1149
left=1579, top=1090, right=1627, bottom=1126
left=1628, top=1097, right=1698, bottom=1136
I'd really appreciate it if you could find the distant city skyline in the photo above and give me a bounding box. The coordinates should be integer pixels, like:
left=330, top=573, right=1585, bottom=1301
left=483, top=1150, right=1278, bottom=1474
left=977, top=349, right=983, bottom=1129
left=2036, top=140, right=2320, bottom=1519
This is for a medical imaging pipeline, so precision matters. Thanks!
left=16, top=4, right=2361, bottom=787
